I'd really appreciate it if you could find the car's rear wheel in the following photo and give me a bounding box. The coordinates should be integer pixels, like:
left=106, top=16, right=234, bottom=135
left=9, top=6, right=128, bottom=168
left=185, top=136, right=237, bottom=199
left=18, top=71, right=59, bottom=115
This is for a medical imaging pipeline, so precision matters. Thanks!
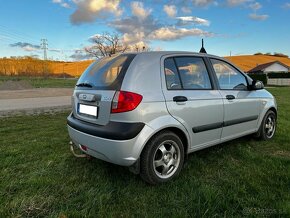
left=255, top=110, right=277, bottom=140
left=140, top=131, right=184, bottom=185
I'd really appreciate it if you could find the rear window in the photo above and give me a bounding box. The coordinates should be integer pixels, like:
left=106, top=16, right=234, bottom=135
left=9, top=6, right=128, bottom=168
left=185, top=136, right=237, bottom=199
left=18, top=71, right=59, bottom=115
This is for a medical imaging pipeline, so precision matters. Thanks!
left=76, top=54, right=136, bottom=90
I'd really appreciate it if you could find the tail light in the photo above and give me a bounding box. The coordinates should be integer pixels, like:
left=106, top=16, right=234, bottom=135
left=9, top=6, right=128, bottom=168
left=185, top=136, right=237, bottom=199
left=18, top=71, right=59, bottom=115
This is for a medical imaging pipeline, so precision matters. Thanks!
left=111, top=91, right=143, bottom=113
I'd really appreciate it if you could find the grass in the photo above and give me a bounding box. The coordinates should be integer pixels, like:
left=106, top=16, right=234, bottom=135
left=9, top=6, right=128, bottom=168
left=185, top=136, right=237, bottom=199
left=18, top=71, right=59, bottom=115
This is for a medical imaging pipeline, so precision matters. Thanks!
left=0, top=76, right=77, bottom=88
left=0, top=87, right=290, bottom=217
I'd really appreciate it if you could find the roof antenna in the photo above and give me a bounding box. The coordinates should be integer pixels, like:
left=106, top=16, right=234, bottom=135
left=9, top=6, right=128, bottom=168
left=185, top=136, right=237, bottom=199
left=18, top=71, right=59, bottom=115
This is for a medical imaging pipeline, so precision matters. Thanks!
left=199, top=38, right=207, bottom=54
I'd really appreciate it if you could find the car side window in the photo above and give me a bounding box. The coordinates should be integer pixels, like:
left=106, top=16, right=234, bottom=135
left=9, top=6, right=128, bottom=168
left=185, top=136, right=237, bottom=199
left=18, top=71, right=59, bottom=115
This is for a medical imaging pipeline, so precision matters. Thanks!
left=164, top=58, right=182, bottom=90
left=210, top=59, right=248, bottom=90
left=173, top=57, right=212, bottom=90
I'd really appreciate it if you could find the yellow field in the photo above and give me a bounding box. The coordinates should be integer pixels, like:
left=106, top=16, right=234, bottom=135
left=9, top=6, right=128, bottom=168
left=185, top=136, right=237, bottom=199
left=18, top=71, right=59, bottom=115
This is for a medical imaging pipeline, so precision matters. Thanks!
left=63, top=55, right=290, bottom=76
left=225, top=55, right=290, bottom=72
left=1, top=55, right=290, bottom=77
left=50, top=60, right=93, bottom=77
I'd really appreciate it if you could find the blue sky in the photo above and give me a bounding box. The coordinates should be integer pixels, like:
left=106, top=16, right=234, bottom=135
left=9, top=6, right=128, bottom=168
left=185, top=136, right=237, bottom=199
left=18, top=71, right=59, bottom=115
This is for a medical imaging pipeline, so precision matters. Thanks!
left=0, top=0, right=290, bottom=61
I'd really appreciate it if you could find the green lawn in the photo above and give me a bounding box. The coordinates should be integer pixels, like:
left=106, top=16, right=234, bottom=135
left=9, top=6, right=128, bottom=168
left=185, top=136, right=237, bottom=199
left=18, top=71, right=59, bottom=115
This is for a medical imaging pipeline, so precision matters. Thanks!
left=0, top=76, right=77, bottom=88
left=0, top=87, right=289, bottom=217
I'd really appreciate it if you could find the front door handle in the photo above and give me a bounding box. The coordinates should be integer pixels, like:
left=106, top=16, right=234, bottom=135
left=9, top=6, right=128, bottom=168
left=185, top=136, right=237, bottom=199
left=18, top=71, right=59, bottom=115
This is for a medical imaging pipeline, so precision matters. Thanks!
left=226, top=95, right=235, bottom=100
left=173, top=96, right=188, bottom=102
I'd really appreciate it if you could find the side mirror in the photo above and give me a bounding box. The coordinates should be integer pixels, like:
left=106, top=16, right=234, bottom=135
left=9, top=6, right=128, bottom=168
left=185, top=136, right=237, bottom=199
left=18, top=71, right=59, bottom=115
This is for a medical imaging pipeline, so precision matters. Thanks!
left=252, top=80, right=264, bottom=90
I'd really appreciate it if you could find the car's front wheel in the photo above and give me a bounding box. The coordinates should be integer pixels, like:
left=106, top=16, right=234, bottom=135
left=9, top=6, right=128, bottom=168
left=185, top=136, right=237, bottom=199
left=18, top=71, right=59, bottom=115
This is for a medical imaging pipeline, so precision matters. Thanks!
left=140, top=131, right=184, bottom=185
left=255, top=110, right=277, bottom=140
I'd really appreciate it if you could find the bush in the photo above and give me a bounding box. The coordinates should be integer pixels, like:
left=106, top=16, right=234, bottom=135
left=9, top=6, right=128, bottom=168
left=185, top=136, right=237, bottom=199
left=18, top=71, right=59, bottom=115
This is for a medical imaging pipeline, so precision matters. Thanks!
left=248, top=73, right=267, bottom=85
left=268, top=72, right=290, bottom=78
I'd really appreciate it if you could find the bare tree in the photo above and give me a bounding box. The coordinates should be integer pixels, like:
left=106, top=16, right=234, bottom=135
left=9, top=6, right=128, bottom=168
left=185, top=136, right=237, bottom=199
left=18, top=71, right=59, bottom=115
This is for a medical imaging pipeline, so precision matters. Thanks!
left=85, top=32, right=128, bottom=58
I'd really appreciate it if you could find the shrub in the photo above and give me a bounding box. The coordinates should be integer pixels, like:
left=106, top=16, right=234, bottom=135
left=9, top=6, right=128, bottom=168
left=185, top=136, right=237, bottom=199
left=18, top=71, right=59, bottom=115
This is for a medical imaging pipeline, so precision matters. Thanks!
left=268, top=72, right=290, bottom=78
left=248, top=73, right=267, bottom=85
left=273, top=53, right=289, bottom=58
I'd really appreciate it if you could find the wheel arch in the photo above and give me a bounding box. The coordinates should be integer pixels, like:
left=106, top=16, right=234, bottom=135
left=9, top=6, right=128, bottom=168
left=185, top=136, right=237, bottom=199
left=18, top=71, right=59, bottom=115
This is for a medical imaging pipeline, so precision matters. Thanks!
left=141, top=126, right=189, bottom=157
left=268, top=107, right=277, bottom=117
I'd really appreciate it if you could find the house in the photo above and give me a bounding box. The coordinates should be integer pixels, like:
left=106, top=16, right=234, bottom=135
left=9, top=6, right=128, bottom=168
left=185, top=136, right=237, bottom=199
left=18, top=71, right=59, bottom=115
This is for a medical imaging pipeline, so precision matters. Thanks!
left=248, top=61, right=290, bottom=74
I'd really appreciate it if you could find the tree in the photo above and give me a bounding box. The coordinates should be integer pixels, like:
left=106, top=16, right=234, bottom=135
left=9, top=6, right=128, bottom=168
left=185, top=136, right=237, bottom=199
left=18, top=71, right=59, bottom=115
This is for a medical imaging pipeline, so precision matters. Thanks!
left=85, top=32, right=128, bottom=58
left=273, top=52, right=288, bottom=58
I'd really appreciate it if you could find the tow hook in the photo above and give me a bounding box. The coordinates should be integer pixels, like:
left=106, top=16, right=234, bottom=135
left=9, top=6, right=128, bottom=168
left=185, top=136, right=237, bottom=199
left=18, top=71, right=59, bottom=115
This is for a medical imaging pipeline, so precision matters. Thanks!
left=69, top=141, right=87, bottom=158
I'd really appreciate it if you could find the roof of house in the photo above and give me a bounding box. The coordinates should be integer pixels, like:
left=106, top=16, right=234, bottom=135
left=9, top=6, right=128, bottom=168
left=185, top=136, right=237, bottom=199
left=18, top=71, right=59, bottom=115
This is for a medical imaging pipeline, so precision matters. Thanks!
left=248, top=61, right=290, bottom=73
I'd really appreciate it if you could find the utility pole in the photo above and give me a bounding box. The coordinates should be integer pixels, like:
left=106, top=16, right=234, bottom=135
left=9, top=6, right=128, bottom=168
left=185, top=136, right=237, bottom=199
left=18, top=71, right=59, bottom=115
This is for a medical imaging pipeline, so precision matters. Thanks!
left=41, top=39, right=48, bottom=60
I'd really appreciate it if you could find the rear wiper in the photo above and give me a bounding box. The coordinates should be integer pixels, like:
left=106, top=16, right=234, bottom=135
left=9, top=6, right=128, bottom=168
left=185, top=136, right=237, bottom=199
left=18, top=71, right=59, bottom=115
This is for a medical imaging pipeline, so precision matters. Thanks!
left=76, top=83, right=93, bottom=88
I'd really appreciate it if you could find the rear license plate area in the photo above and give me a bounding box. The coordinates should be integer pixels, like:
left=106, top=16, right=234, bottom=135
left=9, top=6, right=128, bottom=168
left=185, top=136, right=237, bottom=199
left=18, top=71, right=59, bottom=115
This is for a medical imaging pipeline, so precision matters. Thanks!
left=78, top=104, right=98, bottom=118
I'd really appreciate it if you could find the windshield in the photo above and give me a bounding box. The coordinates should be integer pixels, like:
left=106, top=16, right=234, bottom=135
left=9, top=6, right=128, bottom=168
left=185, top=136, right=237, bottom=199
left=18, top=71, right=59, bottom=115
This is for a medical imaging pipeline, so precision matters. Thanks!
left=76, top=54, right=136, bottom=90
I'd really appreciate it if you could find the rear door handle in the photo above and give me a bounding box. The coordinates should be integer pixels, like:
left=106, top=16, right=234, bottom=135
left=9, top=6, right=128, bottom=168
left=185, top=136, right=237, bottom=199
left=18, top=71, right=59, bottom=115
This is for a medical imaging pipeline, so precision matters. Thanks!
left=173, top=96, right=188, bottom=102
left=226, top=95, right=235, bottom=100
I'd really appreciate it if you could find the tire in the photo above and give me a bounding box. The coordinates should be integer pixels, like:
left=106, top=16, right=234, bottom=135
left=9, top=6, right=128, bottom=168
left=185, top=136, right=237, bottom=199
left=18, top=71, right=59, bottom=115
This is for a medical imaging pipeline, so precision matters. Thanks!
left=255, top=110, right=277, bottom=140
left=140, top=131, right=184, bottom=185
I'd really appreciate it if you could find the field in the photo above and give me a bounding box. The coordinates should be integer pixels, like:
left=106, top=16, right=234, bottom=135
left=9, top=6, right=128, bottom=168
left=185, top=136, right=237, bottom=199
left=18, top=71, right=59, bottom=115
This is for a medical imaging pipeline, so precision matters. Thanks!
left=1, top=54, right=290, bottom=78
left=225, top=55, right=290, bottom=72
left=0, top=87, right=289, bottom=217
left=49, top=60, right=93, bottom=77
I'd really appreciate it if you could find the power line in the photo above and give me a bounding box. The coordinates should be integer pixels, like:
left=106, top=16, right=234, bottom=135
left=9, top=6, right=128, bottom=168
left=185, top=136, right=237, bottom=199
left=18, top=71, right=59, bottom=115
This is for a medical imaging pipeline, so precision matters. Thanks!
left=41, top=39, right=48, bottom=60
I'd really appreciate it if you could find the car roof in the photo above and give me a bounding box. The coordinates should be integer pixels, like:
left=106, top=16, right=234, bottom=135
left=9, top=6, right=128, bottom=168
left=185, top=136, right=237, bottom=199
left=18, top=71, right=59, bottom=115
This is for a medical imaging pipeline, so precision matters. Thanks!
left=123, top=51, right=222, bottom=59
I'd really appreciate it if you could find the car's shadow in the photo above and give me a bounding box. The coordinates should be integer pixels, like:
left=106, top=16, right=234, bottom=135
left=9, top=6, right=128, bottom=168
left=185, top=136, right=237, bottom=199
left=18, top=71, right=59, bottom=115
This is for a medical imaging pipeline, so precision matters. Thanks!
left=73, top=134, right=257, bottom=186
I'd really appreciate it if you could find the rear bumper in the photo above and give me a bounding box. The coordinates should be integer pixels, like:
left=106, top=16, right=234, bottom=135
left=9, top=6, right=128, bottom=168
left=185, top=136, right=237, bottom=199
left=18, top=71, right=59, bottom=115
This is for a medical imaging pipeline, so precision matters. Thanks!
left=67, top=113, right=153, bottom=166
left=67, top=113, right=144, bottom=140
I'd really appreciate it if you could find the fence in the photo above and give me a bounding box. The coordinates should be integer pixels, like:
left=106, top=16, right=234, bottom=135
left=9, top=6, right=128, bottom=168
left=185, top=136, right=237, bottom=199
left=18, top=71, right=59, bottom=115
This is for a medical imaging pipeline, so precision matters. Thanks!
left=267, top=78, right=290, bottom=86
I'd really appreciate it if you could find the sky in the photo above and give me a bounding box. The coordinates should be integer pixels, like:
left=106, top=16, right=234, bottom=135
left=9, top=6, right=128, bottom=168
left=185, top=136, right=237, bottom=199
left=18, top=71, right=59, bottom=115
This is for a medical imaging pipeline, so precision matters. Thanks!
left=0, top=0, right=290, bottom=61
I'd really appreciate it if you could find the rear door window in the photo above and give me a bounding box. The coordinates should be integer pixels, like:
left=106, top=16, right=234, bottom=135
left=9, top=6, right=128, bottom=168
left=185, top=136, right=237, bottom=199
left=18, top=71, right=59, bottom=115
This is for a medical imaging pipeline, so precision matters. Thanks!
left=164, top=56, right=212, bottom=90
left=76, top=54, right=136, bottom=90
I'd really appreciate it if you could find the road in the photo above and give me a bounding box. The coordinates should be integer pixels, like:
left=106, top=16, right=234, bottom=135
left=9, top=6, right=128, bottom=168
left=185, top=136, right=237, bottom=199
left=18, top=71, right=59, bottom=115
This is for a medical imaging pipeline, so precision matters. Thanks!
left=0, top=88, right=73, bottom=116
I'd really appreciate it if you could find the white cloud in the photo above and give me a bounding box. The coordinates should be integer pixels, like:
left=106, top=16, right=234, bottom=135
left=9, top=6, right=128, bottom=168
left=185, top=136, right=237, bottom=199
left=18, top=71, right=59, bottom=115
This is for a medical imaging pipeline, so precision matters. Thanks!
left=176, top=16, right=210, bottom=26
left=131, top=1, right=152, bottom=20
left=283, top=3, right=290, bottom=9
left=70, top=0, right=122, bottom=24
left=148, top=27, right=213, bottom=41
left=249, top=13, right=269, bottom=20
left=52, top=0, right=70, bottom=8
left=227, top=0, right=252, bottom=7
left=110, top=15, right=159, bottom=44
left=192, top=0, right=214, bottom=7
left=163, top=5, right=177, bottom=18
left=181, top=7, right=191, bottom=14
left=123, top=32, right=145, bottom=44
left=249, top=2, right=261, bottom=11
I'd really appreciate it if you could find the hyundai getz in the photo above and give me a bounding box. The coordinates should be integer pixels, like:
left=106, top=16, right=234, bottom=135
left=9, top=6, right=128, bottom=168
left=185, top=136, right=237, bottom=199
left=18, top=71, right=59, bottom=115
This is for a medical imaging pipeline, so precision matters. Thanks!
left=67, top=51, right=277, bottom=184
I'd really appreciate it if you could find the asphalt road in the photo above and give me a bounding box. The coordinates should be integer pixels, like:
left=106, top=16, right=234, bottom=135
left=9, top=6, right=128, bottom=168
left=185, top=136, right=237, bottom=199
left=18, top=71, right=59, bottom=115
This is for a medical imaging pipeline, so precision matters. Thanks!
left=0, top=88, right=73, bottom=116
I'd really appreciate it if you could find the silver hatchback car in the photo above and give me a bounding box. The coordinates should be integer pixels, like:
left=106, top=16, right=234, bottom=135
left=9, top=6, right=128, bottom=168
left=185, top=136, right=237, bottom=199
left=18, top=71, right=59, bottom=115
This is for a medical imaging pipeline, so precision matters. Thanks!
left=67, top=51, right=277, bottom=184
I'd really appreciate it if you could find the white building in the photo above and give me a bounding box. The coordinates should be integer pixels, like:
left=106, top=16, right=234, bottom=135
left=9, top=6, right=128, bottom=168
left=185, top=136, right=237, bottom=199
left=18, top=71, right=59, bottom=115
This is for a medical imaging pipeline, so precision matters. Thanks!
left=248, top=61, right=289, bottom=74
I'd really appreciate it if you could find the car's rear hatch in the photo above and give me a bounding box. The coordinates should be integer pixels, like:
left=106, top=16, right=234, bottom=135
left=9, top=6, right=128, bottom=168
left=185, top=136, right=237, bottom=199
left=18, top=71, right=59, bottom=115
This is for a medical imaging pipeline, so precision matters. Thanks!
left=72, top=54, right=136, bottom=126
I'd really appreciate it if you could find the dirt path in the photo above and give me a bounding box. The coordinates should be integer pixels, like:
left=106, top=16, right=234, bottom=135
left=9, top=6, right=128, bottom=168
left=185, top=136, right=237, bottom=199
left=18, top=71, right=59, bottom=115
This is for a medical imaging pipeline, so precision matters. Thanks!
left=0, top=88, right=73, bottom=116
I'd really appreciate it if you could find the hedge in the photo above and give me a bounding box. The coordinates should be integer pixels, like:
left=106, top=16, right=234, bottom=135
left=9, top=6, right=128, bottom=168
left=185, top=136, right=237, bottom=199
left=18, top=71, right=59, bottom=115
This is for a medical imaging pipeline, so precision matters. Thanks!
left=268, top=72, right=290, bottom=78
left=248, top=74, right=267, bottom=85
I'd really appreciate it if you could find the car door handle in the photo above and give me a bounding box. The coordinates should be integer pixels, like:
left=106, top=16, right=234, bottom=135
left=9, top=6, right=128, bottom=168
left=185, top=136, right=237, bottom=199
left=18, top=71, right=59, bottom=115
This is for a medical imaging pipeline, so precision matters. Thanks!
left=173, top=96, right=188, bottom=102
left=226, top=95, right=235, bottom=100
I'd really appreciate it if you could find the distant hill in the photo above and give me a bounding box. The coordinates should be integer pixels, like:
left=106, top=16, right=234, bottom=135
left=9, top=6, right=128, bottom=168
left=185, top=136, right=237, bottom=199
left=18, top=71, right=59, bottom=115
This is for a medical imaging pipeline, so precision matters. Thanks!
left=0, top=57, right=94, bottom=77
left=225, top=55, right=290, bottom=72
left=2, top=54, right=290, bottom=77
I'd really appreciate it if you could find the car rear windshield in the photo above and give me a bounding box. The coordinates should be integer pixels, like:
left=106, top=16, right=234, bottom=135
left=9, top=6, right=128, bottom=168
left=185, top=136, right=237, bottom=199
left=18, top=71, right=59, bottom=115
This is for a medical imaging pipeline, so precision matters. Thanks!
left=76, top=54, right=136, bottom=90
